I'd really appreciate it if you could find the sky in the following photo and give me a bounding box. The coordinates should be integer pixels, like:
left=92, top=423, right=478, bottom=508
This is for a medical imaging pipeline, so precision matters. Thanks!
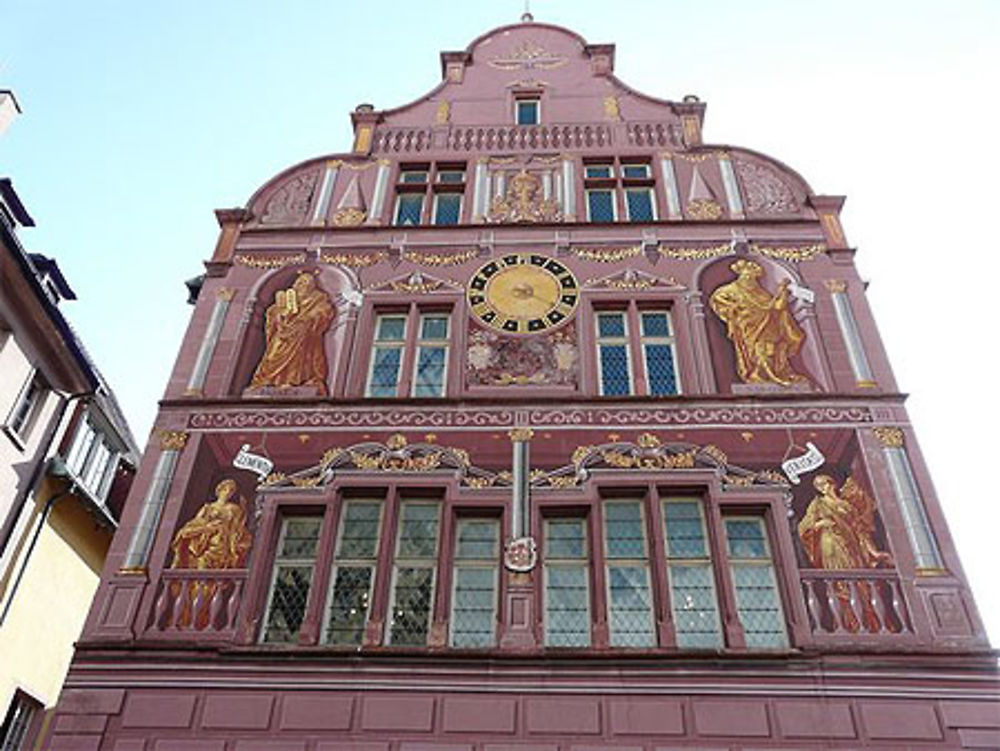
left=2, top=0, right=999, bottom=644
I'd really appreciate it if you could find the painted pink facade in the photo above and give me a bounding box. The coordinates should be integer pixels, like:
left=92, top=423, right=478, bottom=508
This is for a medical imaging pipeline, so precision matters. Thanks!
left=44, top=19, right=999, bottom=751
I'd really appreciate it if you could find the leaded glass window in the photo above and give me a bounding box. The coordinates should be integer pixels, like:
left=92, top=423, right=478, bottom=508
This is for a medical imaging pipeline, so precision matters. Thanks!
left=663, top=499, right=722, bottom=648
left=394, top=193, right=424, bottom=225
left=413, top=314, right=449, bottom=397
left=586, top=189, right=616, bottom=222
left=367, top=315, right=406, bottom=397
left=604, top=501, right=655, bottom=647
left=625, top=187, right=655, bottom=222
left=400, top=170, right=428, bottom=184
left=596, top=312, right=632, bottom=396
left=324, top=501, right=383, bottom=645
left=544, top=518, right=591, bottom=647
left=388, top=502, right=440, bottom=645
left=262, top=517, right=322, bottom=643
left=640, top=311, right=679, bottom=395
left=433, top=193, right=462, bottom=225
left=585, top=164, right=614, bottom=179
left=724, top=517, right=788, bottom=649
left=437, top=169, right=465, bottom=184
left=621, top=163, right=650, bottom=179
left=450, top=519, right=499, bottom=647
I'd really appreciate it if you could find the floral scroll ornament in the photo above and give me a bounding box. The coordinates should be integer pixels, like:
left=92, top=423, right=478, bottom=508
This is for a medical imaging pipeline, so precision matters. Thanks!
left=487, top=170, right=562, bottom=224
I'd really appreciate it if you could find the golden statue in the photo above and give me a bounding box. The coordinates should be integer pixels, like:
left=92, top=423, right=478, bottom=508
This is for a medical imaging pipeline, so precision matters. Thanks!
left=171, top=478, right=252, bottom=571
left=709, top=259, right=808, bottom=386
left=170, top=478, right=253, bottom=629
left=798, top=474, right=893, bottom=632
left=249, top=272, right=334, bottom=395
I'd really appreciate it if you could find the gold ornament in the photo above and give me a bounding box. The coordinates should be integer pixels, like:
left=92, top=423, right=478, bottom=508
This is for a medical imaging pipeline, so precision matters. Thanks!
left=873, top=427, right=904, bottom=448
left=686, top=198, right=723, bottom=220
left=160, top=431, right=189, bottom=451
left=467, top=253, right=579, bottom=335
left=487, top=170, right=562, bottom=224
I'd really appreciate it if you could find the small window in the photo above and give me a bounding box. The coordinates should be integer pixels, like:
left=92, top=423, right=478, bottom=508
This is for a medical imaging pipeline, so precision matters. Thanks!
left=450, top=518, right=500, bottom=647
left=625, top=187, right=656, bottom=222
left=394, top=194, right=424, bottom=226
left=621, top=163, right=650, bottom=179
left=595, top=312, right=632, bottom=396
left=724, top=517, right=788, bottom=649
left=585, top=164, right=614, bottom=179
left=433, top=193, right=462, bottom=226
left=0, top=691, right=40, bottom=751
left=586, top=189, right=616, bottom=222
left=388, top=502, right=441, bottom=646
left=412, top=314, right=450, bottom=397
left=5, top=372, right=44, bottom=443
left=544, top=518, right=591, bottom=647
left=603, top=501, right=656, bottom=647
left=437, top=170, right=465, bottom=184
left=324, top=500, right=383, bottom=645
left=400, top=170, right=429, bottom=184
left=261, top=517, right=323, bottom=644
left=516, top=99, right=539, bottom=125
left=367, top=315, right=407, bottom=397
left=639, top=311, right=679, bottom=395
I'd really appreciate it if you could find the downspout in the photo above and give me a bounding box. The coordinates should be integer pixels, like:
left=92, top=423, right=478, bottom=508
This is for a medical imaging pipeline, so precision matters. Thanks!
left=0, top=459, right=77, bottom=626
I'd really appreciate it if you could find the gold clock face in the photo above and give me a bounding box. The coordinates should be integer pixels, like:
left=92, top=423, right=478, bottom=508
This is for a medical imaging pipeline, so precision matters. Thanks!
left=467, top=254, right=579, bottom=334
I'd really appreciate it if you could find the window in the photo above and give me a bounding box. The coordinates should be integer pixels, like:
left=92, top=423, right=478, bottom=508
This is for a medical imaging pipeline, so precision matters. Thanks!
left=394, top=164, right=466, bottom=226
left=625, top=187, right=655, bottom=221
left=603, top=501, right=656, bottom=647
left=543, top=518, right=591, bottom=647
left=585, top=164, right=614, bottom=179
left=65, top=412, right=119, bottom=501
left=724, top=517, right=788, bottom=648
left=621, top=163, right=650, bottom=179
left=594, top=306, right=680, bottom=397
left=394, top=193, right=424, bottom=226
left=583, top=159, right=658, bottom=223
left=437, top=169, right=466, bottom=184
left=261, top=517, right=323, bottom=644
left=433, top=193, right=462, bottom=226
left=0, top=691, right=40, bottom=751
left=324, top=500, right=383, bottom=645
left=639, top=311, right=679, bottom=396
left=400, top=170, right=429, bottom=184
left=596, top=312, right=632, bottom=396
left=516, top=98, right=539, bottom=125
left=5, top=371, right=44, bottom=443
left=450, top=518, right=500, bottom=647
left=663, top=498, right=722, bottom=648
left=586, top=188, right=616, bottom=222
left=388, top=501, right=441, bottom=645
left=412, top=314, right=449, bottom=397
left=366, top=309, right=452, bottom=398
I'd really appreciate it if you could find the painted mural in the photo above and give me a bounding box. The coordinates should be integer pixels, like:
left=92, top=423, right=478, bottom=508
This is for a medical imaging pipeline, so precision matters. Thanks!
left=467, top=321, right=578, bottom=387
left=169, top=478, right=253, bottom=571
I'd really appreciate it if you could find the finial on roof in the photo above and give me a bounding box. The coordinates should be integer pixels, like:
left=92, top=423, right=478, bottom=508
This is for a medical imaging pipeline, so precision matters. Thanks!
left=521, top=0, right=533, bottom=22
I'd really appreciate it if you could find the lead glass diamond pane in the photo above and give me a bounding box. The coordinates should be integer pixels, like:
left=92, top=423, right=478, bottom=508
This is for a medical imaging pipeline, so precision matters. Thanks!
left=434, top=193, right=462, bottom=225
left=280, top=519, right=322, bottom=558
left=731, top=564, right=788, bottom=648
left=645, top=343, right=678, bottom=395
left=390, top=566, right=434, bottom=645
left=663, top=501, right=707, bottom=557
left=604, top=502, right=646, bottom=558
left=626, top=189, right=654, bottom=221
left=377, top=316, right=406, bottom=341
left=725, top=519, right=769, bottom=558
left=456, top=520, right=499, bottom=559
left=640, top=312, right=671, bottom=337
left=420, top=315, right=449, bottom=339
left=262, top=565, right=313, bottom=643
left=669, top=563, right=722, bottom=648
left=325, top=566, right=373, bottom=645
left=607, top=564, right=655, bottom=647
left=337, top=502, right=381, bottom=559
left=395, top=193, right=424, bottom=225
left=545, top=565, right=590, bottom=647
left=451, top=567, right=496, bottom=647
left=369, top=346, right=402, bottom=397
left=597, top=312, right=626, bottom=338
left=599, top=344, right=631, bottom=396
left=621, top=164, right=649, bottom=179
left=587, top=189, right=615, bottom=221
left=397, top=504, right=440, bottom=558
left=546, top=519, right=586, bottom=559
left=413, top=346, right=447, bottom=397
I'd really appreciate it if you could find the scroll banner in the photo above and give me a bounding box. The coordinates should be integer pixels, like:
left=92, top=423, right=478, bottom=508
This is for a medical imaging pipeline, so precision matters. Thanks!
left=233, top=444, right=274, bottom=480
left=782, top=442, right=825, bottom=484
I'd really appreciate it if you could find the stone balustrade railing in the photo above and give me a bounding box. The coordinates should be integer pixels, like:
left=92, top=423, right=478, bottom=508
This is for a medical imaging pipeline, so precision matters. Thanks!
left=800, top=569, right=913, bottom=637
left=148, top=569, right=247, bottom=636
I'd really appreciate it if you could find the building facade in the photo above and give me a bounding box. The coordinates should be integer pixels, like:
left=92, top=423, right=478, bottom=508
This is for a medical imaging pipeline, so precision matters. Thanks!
left=0, top=175, right=138, bottom=748
left=47, top=19, right=998, bottom=751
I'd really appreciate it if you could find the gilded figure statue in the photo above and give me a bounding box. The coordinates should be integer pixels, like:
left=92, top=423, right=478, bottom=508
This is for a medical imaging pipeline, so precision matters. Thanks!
left=486, top=169, right=562, bottom=224
left=170, top=478, right=253, bottom=629
left=249, top=272, right=334, bottom=395
left=709, top=259, right=808, bottom=386
left=798, top=474, right=893, bottom=632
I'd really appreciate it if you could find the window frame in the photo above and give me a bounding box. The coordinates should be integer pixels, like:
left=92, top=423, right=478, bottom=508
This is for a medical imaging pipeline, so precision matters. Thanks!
left=638, top=309, right=681, bottom=396
left=365, top=313, right=409, bottom=398
left=601, top=498, right=657, bottom=648
left=0, top=689, right=41, bottom=751
left=411, top=312, right=451, bottom=397
left=3, top=369, right=45, bottom=446
left=542, top=515, right=593, bottom=648
left=64, top=409, right=121, bottom=502
left=260, top=515, right=325, bottom=645
left=449, top=516, right=501, bottom=648
left=364, top=306, right=453, bottom=399
left=515, top=97, right=540, bottom=125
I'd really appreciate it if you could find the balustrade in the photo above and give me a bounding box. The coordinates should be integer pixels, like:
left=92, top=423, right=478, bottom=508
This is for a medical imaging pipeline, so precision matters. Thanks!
left=148, top=569, right=246, bottom=636
left=800, top=570, right=913, bottom=637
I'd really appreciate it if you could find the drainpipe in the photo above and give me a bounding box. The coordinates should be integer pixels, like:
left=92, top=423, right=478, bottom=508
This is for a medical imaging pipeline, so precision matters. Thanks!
left=0, top=457, right=77, bottom=626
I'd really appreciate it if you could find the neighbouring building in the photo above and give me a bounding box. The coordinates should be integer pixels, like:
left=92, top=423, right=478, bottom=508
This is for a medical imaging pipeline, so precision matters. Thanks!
left=0, top=175, right=139, bottom=748
left=45, top=18, right=998, bottom=751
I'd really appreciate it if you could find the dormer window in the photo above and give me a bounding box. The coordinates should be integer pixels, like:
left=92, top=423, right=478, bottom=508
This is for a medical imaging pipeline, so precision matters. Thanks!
left=515, top=98, right=540, bottom=125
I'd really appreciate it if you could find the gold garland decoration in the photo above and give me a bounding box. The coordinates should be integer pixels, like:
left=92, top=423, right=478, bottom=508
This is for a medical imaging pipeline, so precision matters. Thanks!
left=403, top=248, right=479, bottom=267
left=663, top=150, right=728, bottom=163
left=658, top=243, right=732, bottom=260
left=570, top=245, right=641, bottom=263
left=320, top=251, right=386, bottom=268
left=234, top=253, right=307, bottom=270
left=750, top=243, right=826, bottom=262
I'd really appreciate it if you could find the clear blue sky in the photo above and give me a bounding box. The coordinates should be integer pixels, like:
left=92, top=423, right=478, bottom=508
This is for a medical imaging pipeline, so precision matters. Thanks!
left=3, top=0, right=998, bottom=642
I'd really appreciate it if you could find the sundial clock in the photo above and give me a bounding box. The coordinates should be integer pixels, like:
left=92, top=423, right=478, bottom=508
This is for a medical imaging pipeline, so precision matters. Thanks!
left=467, top=253, right=579, bottom=334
